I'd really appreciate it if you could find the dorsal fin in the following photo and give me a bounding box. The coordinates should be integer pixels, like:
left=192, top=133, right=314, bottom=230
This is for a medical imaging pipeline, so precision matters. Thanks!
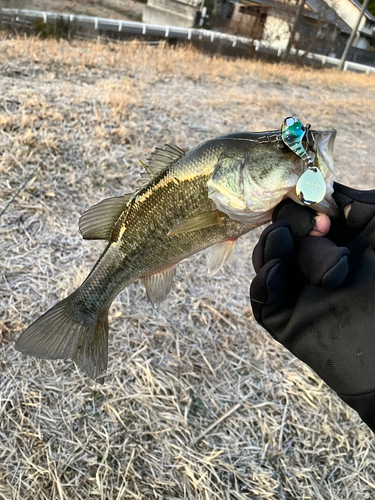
left=137, top=143, right=185, bottom=187
left=136, top=170, right=152, bottom=189
left=149, top=144, right=185, bottom=171
left=79, top=194, right=132, bottom=240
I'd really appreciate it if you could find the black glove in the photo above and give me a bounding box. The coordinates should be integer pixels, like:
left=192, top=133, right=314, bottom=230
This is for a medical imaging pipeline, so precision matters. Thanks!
left=250, top=182, right=375, bottom=432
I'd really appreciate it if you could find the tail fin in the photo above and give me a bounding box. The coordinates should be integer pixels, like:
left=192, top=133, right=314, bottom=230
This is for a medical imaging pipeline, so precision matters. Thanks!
left=15, top=292, right=109, bottom=382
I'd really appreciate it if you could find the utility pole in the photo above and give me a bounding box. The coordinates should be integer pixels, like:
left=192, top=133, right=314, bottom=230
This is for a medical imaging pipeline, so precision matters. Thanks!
left=338, top=0, right=369, bottom=70
left=281, top=0, right=307, bottom=61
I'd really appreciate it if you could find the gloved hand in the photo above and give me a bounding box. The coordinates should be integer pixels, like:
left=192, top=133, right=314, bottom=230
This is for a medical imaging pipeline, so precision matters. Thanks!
left=250, top=182, right=375, bottom=432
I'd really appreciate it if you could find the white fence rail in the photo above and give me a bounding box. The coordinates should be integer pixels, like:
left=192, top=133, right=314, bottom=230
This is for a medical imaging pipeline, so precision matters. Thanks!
left=1, top=8, right=375, bottom=74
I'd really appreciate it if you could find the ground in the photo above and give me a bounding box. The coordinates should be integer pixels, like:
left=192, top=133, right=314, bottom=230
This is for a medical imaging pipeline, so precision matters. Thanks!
left=1, top=36, right=375, bottom=500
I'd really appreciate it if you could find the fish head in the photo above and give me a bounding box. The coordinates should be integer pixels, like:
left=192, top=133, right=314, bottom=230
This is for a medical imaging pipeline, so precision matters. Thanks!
left=208, top=140, right=304, bottom=223
left=208, top=129, right=337, bottom=223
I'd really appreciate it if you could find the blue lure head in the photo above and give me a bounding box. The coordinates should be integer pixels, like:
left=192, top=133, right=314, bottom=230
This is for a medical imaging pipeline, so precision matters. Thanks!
left=281, top=116, right=312, bottom=165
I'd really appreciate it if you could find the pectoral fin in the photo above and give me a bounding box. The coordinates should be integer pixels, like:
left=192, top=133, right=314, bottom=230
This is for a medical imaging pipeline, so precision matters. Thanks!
left=79, top=194, right=132, bottom=240
left=141, top=266, right=176, bottom=308
left=207, top=239, right=237, bottom=276
left=168, top=211, right=226, bottom=236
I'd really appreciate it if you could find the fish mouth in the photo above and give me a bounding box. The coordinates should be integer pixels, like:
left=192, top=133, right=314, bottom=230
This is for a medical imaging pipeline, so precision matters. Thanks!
left=313, top=128, right=336, bottom=182
left=309, top=128, right=338, bottom=217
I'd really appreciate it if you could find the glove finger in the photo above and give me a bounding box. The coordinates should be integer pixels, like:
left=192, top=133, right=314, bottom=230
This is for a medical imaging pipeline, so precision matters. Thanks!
left=272, top=199, right=317, bottom=238
left=250, top=258, right=285, bottom=329
left=334, top=182, right=375, bottom=205
left=332, top=182, right=375, bottom=248
left=339, top=392, right=375, bottom=434
left=294, top=236, right=349, bottom=288
left=252, top=221, right=294, bottom=273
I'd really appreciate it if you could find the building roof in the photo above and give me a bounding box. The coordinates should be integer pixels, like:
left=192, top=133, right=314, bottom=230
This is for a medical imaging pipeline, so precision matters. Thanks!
left=350, top=0, right=375, bottom=22
left=239, top=0, right=352, bottom=34
left=305, top=0, right=352, bottom=33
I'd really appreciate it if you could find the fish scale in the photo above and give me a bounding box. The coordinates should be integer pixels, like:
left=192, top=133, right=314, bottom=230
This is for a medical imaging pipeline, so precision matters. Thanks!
left=15, top=129, right=337, bottom=381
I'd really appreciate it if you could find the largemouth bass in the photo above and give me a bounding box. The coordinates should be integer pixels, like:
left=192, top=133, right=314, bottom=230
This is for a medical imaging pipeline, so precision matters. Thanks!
left=16, top=126, right=337, bottom=380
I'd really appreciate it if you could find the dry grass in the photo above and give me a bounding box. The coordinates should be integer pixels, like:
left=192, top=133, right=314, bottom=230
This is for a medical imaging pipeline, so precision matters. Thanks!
left=1, top=36, right=375, bottom=500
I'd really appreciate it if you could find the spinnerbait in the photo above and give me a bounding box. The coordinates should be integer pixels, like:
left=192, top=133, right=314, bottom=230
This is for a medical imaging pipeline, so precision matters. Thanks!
left=258, top=116, right=326, bottom=206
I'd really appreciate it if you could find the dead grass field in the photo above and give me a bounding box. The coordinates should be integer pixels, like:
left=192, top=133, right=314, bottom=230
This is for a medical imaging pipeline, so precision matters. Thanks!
left=1, top=36, right=375, bottom=500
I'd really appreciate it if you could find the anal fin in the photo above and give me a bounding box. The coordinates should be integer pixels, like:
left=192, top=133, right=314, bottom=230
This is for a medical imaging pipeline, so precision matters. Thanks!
left=207, top=239, right=237, bottom=277
left=79, top=194, right=132, bottom=240
left=168, top=211, right=226, bottom=236
left=141, top=266, right=176, bottom=308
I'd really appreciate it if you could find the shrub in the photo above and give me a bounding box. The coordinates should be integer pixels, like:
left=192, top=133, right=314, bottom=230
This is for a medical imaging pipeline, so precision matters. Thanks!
left=33, top=17, right=76, bottom=40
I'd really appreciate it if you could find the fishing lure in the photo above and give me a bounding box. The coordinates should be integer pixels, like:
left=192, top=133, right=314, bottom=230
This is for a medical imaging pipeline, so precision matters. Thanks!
left=258, top=116, right=326, bottom=206
left=281, top=116, right=326, bottom=206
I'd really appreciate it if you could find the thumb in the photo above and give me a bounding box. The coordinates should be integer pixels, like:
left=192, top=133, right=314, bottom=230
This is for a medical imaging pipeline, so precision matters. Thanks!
left=272, top=199, right=331, bottom=238
left=272, top=199, right=316, bottom=238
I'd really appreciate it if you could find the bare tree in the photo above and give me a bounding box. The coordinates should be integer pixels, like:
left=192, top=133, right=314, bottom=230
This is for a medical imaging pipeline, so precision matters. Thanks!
left=338, top=0, right=370, bottom=69
left=281, top=0, right=307, bottom=60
